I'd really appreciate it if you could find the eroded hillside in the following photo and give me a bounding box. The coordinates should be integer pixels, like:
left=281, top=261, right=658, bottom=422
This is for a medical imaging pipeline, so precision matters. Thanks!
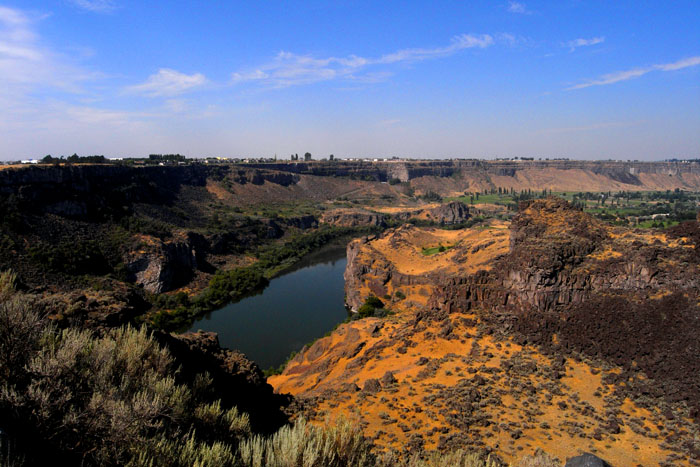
left=270, top=198, right=700, bottom=466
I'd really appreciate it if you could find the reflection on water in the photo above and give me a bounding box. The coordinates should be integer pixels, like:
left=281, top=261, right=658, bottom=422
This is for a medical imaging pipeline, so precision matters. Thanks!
left=187, top=244, right=348, bottom=370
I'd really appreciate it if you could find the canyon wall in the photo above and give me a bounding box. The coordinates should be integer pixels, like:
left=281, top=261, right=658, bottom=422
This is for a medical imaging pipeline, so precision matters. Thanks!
left=246, top=159, right=700, bottom=187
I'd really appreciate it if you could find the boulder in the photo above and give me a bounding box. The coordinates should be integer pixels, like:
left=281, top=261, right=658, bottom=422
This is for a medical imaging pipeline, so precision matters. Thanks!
left=363, top=378, right=382, bottom=393
left=565, top=453, right=610, bottom=467
left=380, top=371, right=397, bottom=387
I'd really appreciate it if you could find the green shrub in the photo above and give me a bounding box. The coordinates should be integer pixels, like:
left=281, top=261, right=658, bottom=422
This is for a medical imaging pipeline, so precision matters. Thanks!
left=515, top=450, right=561, bottom=467
left=238, top=417, right=374, bottom=467
left=357, top=296, right=386, bottom=319
left=149, top=267, right=268, bottom=331
left=28, top=240, right=111, bottom=275
left=0, top=277, right=255, bottom=465
left=364, top=296, right=384, bottom=309
left=400, top=450, right=502, bottom=467
left=420, top=191, right=442, bottom=202
left=357, top=303, right=375, bottom=318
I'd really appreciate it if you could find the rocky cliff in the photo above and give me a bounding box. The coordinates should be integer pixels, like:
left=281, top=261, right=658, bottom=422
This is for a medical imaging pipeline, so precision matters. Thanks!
left=0, top=164, right=299, bottom=222
left=393, top=201, right=471, bottom=225
left=343, top=219, right=510, bottom=311
left=320, top=210, right=387, bottom=228
left=124, top=232, right=204, bottom=293
left=429, top=198, right=699, bottom=314
left=275, top=198, right=700, bottom=464
left=245, top=159, right=700, bottom=190
left=156, top=330, right=293, bottom=434
left=344, top=199, right=700, bottom=418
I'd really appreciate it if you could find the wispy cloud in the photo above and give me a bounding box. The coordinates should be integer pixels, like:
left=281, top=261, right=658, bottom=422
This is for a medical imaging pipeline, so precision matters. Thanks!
left=569, top=56, right=700, bottom=90
left=232, top=34, right=494, bottom=88
left=69, top=0, right=117, bottom=13
left=565, top=36, right=605, bottom=52
left=0, top=6, right=95, bottom=92
left=507, top=1, right=530, bottom=14
left=128, top=68, right=207, bottom=97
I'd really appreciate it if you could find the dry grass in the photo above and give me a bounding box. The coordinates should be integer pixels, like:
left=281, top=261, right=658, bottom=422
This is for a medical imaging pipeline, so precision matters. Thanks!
left=357, top=221, right=509, bottom=277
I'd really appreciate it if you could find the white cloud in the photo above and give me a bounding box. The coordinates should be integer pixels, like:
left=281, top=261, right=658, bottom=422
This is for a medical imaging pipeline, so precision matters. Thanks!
left=231, top=34, right=494, bottom=88
left=507, top=2, right=530, bottom=14
left=569, top=56, right=700, bottom=90
left=565, top=36, right=605, bottom=52
left=65, top=105, right=138, bottom=125
left=0, top=6, right=94, bottom=92
left=378, top=34, right=492, bottom=63
left=128, top=68, right=207, bottom=97
left=69, top=0, right=117, bottom=13
left=655, top=56, right=700, bottom=71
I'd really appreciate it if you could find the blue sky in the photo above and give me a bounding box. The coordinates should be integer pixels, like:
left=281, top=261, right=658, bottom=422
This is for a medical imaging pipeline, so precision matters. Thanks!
left=0, top=1, right=698, bottom=160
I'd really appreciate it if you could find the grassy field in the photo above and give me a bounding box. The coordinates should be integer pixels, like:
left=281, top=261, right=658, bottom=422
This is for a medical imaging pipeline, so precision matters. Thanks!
left=444, top=190, right=698, bottom=231
left=421, top=244, right=454, bottom=256
left=447, top=193, right=515, bottom=205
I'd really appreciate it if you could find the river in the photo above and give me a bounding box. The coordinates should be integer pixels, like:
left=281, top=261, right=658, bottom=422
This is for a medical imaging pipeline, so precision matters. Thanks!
left=187, top=244, right=349, bottom=370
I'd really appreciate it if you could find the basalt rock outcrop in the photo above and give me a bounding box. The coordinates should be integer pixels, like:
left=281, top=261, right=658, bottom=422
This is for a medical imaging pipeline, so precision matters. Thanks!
left=0, top=164, right=299, bottom=222
left=36, top=280, right=149, bottom=329
left=344, top=229, right=439, bottom=311
left=124, top=232, right=204, bottom=293
left=155, top=330, right=292, bottom=434
left=277, top=197, right=700, bottom=464
left=342, top=198, right=700, bottom=418
left=428, top=197, right=699, bottom=314
left=343, top=219, right=510, bottom=312
left=321, top=210, right=387, bottom=228
left=424, top=201, right=471, bottom=224
left=393, top=201, right=471, bottom=225
left=245, top=159, right=700, bottom=184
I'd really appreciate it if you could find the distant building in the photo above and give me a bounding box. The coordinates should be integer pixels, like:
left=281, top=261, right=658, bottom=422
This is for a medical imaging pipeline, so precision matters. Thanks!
left=21, top=159, right=39, bottom=164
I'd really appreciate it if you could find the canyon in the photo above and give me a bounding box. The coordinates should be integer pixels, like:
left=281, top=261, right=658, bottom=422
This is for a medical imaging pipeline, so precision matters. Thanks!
left=1, top=161, right=699, bottom=465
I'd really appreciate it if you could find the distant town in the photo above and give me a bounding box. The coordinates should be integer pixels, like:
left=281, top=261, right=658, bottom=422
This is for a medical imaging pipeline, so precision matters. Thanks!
left=4, top=153, right=699, bottom=166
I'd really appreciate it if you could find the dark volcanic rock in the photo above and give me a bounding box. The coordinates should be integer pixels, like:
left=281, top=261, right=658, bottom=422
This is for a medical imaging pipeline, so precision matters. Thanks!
left=339, top=382, right=360, bottom=392
left=321, top=210, right=387, bottom=228
left=346, top=197, right=700, bottom=421
left=392, top=201, right=470, bottom=225
left=430, top=198, right=700, bottom=418
left=425, top=201, right=471, bottom=225
left=281, top=215, right=318, bottom=230
left=363, top=378, right=382, bottom=393
left=380, top=371, right=397, bottom=387
left=565, top=453, right=610, bottom=467
left=155, top=330, right=292, bottom=434
left=124, top=232, right=200, bottom=293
